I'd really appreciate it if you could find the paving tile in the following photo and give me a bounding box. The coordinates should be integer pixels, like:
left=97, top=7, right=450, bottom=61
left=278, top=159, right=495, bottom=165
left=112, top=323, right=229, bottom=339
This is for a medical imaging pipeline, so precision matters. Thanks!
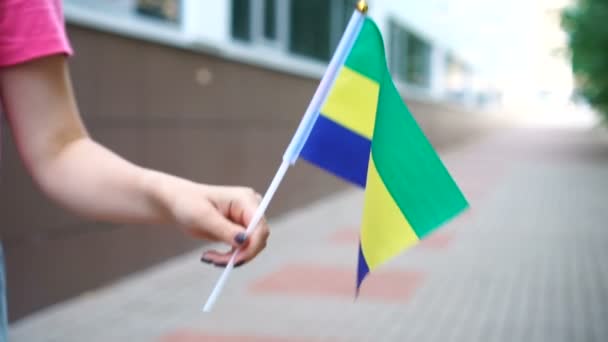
left=248, top=263, right=425, bottom=302
left=158, top=331, right=327, bottom=342
left=329, top=227, right=457, bottom=250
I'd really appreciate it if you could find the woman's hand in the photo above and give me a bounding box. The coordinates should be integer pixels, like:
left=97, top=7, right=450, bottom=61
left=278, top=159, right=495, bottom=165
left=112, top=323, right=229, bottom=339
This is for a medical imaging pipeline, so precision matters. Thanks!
left=146, top=171, right=270, bottom=267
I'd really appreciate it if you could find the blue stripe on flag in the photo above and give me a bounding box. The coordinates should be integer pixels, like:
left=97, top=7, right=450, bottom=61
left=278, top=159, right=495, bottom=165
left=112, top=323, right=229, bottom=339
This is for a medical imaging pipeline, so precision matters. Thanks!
left=356, top=243, right=369, bottom=293
left=299, top=114, right=371, bottom=187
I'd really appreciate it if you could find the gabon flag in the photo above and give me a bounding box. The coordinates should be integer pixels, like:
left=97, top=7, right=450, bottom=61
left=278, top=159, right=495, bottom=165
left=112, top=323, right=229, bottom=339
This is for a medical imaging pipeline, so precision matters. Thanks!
left=202, top=1, right=469, bottom=311
left=297, top=7, right=469, bottom=292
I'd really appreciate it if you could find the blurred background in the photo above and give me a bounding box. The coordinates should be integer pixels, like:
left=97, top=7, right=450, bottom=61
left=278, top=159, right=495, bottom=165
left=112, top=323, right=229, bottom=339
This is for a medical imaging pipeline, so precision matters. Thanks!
left=2, top=0, right=606, bottom=341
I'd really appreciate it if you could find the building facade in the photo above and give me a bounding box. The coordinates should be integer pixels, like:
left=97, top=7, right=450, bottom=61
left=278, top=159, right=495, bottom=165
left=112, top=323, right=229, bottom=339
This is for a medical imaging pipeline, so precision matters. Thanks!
left=63, top=0, right=498, bottom=107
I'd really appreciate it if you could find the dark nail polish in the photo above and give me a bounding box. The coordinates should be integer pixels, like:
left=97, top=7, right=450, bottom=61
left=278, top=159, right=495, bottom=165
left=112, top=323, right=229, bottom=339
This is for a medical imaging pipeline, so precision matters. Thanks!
left=234, top=232, right=247, bottom=244
left=235, top=261, right=245, bottom=268
left=200, top=257, right=212, bottom=264
left=213, top=262, right=227, bottom=268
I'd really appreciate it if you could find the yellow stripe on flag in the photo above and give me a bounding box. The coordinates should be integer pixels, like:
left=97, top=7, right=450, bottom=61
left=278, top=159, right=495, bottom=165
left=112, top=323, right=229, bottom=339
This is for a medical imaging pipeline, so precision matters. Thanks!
left=321, top=67, right=379, bottom=139
left=360, top=156, right=419, bottom=270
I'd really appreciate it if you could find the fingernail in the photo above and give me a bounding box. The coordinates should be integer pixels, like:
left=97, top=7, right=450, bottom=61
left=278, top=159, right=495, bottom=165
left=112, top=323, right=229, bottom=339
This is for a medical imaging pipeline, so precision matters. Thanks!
left=200, top=256, right=212, bottom=264
left=213, top=263, right=227, bottom=268
left=234, top=232, right=247, bottom=245
left=235, top=261, right=245, bottom=268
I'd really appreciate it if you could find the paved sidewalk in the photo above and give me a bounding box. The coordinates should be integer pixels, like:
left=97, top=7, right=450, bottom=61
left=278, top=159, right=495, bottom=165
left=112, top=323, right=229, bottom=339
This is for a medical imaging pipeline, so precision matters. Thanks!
left=9, top=125, right=608, bottom=342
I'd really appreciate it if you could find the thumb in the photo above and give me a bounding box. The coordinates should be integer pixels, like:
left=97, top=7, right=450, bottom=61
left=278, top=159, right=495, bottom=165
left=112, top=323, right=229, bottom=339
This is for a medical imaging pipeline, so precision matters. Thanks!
left=198, top=208, right=248, bottom=248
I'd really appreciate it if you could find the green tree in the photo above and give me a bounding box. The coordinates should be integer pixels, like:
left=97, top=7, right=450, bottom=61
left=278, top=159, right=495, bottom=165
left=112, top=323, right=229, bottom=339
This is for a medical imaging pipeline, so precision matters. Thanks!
left=561, top=0, right=608, bottom=119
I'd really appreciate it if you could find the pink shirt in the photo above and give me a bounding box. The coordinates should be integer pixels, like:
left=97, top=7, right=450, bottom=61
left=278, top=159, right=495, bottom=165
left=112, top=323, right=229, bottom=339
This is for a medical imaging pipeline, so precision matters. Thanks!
left=0, top=0, right=73, bottom=164
left=0, top=0, right=73, bottom=67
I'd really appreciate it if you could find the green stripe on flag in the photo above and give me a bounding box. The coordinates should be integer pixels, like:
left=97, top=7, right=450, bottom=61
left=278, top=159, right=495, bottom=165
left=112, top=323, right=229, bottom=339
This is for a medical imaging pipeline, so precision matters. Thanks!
left=350, top=18, right=468, bottom=237
left=372, top=78, right=468, bottom=237
left=344, top=18, right=386, bottom=83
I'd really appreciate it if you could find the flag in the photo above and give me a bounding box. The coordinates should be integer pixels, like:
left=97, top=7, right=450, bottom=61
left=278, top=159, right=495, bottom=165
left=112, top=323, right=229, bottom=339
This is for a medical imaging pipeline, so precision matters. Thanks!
left=298, top=17, right=469, bottom=292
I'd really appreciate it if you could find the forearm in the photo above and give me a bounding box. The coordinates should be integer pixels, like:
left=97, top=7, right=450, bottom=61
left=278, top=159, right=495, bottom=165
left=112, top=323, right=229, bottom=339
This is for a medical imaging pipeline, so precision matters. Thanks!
left=0, top=55, right=175, bottom=225
left=34, top=136, right=171, bottom=225
left=0, top=54, right=271, bottom=264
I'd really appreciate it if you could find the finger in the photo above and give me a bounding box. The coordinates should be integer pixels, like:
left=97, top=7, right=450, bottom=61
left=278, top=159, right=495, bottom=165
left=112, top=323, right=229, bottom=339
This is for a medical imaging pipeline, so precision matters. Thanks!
left=234, top=218, right=270, bottom=264
left=197, top=208, right=249, bottom=248
left=213, top=187, right=260, bottom=226
left=206, top=187, right=267, bottom=265
left=229, top=193, right=268, bottom=264
left=227, top=215, right=264, bottom=265
left=186, top=229, right=217, bottom=242
left=200, top=248, right=235, bottom=266
left=230, top=190, right=262, bottom=228
left=201, top=229, right=268, bottom=268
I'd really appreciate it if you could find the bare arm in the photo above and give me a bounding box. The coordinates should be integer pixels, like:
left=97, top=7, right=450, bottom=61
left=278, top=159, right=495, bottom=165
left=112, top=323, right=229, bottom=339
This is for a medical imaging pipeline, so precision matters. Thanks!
left=0, top=55, right=269, bottom=265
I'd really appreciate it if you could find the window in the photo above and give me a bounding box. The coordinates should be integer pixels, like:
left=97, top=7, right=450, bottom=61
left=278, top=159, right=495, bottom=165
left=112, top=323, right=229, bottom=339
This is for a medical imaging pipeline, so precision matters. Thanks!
left=406, top=33, right=431, bottom=86
left=264, top=0, right=277, bottom=40
left=232, top=0, right=281, bottom=45
left=136, top=0, right=181, bottom=23
left=232, top=0, right=251, bottom=41
left=389, top=19, right=432, bottom=88
left=65, top=0, right=182, bottom=25
left=389, top=20, right=408, bottom=81
left=289, top=0, right=331, bottom=60
left=231, top=0, right=352, bottom=62
left=445, top=54, right=468, bottom=100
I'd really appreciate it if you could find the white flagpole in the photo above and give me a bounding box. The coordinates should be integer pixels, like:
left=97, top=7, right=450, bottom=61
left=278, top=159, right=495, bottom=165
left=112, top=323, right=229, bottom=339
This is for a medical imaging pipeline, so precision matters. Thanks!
left=202, top=1, right=369, bottom=313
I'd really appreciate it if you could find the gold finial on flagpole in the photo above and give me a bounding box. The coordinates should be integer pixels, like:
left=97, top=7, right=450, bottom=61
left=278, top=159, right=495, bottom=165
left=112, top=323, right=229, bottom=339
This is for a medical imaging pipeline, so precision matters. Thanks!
left=356, top=0, right=368, bottom=14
